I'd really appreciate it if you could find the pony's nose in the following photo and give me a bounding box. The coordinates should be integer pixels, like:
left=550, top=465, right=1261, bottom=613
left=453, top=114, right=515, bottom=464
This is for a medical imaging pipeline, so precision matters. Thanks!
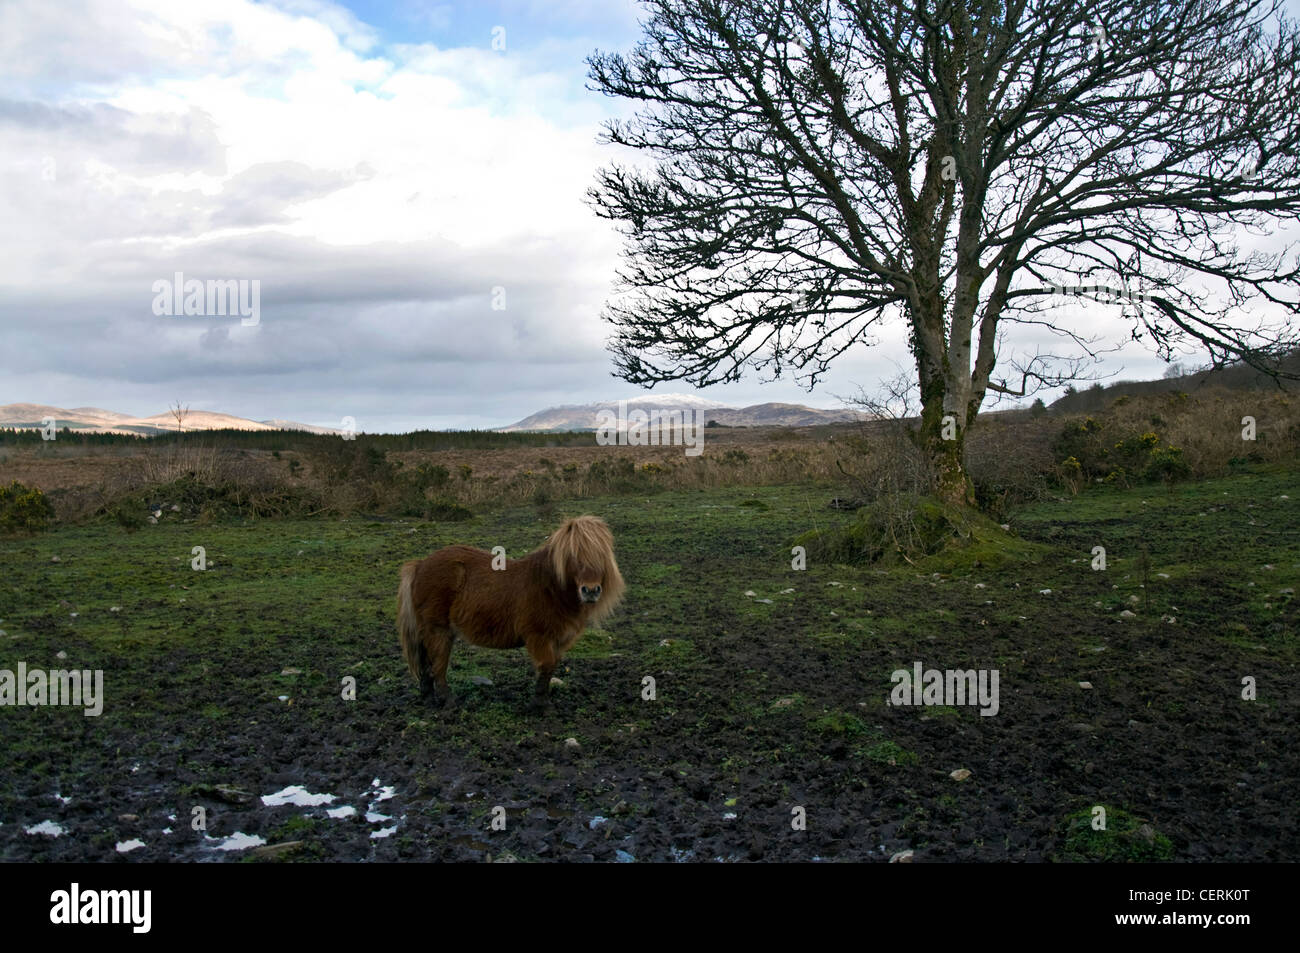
left=581, top=584, right=602, bottom=598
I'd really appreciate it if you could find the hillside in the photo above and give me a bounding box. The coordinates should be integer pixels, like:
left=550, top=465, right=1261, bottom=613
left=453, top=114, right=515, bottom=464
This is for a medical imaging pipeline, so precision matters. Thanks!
left=0, top=404, right=338, bottom=436
left=500, top=395, right=866, bottom=431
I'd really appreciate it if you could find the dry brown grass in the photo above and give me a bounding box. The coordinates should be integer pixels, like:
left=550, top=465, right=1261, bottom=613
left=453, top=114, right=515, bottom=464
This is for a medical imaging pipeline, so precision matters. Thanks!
left=4, top=388, right=1295, bottom=526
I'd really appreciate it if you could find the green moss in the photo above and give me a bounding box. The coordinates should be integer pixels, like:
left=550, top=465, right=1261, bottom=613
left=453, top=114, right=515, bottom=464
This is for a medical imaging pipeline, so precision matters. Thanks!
left=860, top=740, right=919, bottom=766
left=1058, top=806, right=1175, bottom=862
left=795, top=493, right=1045, bottom=571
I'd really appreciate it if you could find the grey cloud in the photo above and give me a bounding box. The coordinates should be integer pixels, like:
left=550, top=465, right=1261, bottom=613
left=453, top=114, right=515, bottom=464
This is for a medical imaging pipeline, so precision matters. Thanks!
left=210, top=161, right=373, bottom=228
left=0, top=99, right=225, bottom=175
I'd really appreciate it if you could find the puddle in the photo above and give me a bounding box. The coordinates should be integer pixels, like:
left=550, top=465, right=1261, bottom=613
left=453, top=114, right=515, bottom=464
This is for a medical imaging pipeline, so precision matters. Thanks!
left=25, top=820, right=65, bottom=837
left=370, top=826, right=398, bottom=839
left=326, top=806, right=357, bottom=819
left=206, top=832, right=266, bottom=851
left=115, top=839, right=145, bottom=853
left=362, top=781, right=398, bottom=830
left=261, top=785, right=336, bottom=807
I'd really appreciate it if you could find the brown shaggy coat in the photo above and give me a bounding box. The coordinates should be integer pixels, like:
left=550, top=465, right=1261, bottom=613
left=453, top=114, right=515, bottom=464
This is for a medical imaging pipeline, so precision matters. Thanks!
left=397, top=515, right=624, bottom=709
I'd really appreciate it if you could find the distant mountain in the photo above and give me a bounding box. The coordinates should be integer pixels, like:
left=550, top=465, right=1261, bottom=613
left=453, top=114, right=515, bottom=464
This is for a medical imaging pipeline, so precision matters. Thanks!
left=0, top=404, right=340, bottom=436
left=500, top=395, right=866, bottom=431
left=259, top=419, right=348, bottom=436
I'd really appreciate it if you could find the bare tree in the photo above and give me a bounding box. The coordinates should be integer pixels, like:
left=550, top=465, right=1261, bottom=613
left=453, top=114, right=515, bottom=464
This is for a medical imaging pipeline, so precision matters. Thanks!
left=587, top=0, right=1300, bottom=505
left=169, top=400, right=190, bottom=433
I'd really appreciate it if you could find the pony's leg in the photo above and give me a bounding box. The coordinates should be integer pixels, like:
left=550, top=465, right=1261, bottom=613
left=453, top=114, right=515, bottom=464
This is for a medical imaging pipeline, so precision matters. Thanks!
left=424, top=626, right=455, bottom=708
left=416, top=641, right=436, bottom=699
left=527, top=641, right=558, bottom=713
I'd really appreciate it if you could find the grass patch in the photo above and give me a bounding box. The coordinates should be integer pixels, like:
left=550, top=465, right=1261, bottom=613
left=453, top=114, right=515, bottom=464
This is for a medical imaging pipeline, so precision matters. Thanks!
left=1057, top=806, right=1175, bottom=862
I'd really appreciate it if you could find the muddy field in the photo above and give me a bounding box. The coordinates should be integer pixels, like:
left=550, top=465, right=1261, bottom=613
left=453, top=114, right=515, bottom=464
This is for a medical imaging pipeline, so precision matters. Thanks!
left=1, top=466, right=1297, bottom=862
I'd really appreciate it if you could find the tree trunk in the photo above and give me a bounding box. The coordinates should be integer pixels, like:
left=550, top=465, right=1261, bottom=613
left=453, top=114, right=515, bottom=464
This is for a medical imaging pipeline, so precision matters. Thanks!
left=917, top=378, right=975, bottom=509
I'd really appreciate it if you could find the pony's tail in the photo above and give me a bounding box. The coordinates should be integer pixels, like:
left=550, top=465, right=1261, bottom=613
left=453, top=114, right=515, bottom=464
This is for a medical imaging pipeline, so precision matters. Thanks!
left=397, top=560, right=423, bottom=680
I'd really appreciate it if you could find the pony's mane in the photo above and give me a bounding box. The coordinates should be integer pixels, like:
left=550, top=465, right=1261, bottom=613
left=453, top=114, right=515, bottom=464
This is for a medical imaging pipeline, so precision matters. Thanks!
left=543, top=515, right=625, bottom=622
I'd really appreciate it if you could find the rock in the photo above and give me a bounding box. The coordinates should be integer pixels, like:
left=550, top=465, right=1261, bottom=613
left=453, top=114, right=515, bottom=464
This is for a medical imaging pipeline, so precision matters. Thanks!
left=1134, top=824, right=1157, bottom=844
left=1039, top=589, right=1052, bottom=595
left=251, top=841, right=304, bottom=859
left=470, top=675, right=494, bottom=686
left=949, top=768, right=972, bottom=781
left=50, top=556, right=61, bottom=563
left=771, top=696, right=797, bottom=709
left=549, top=677, right=564, bottom=688
left=204, top=785, right=256, bottom=805
left=170, top=504, right=180, bottom=512
left=563, top=737, right=581, bottom=752
left=56, top=650, right=67, bottom=659
left=1119, top=610, right=1136, bottom=618
left=280, top=667, right=302, bottom=676
left=118, top=814, right=139, bottom=822
left=744, top=590, right=756, bottom=597
left=1078, top=681, right=1093, bottom=690
left=889, top=849, right=914, bottom=863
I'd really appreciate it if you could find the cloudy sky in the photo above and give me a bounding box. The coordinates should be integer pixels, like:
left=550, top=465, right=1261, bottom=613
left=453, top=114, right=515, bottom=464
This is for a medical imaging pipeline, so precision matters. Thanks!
left=1, top=0, right=1295, bottom=432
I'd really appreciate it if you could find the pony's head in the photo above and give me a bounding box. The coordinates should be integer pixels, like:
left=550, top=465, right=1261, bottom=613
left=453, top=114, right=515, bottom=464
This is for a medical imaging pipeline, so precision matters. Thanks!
left=547, top=515, right=625, bottom=622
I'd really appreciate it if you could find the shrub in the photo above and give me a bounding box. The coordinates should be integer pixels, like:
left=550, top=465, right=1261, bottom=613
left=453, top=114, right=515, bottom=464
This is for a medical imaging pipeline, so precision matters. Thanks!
left=426, top=499, right=473, bottom=522
left=1145, top=445, right=1191, bottom=488
left=0, top=481, right=55, bottom=534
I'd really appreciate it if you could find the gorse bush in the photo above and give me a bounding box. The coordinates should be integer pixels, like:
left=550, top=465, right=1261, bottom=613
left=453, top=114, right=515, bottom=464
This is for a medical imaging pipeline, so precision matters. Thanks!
left=0, top=480, right=55, bottom=534
left=1047, top=389, right=1297, bottom=490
